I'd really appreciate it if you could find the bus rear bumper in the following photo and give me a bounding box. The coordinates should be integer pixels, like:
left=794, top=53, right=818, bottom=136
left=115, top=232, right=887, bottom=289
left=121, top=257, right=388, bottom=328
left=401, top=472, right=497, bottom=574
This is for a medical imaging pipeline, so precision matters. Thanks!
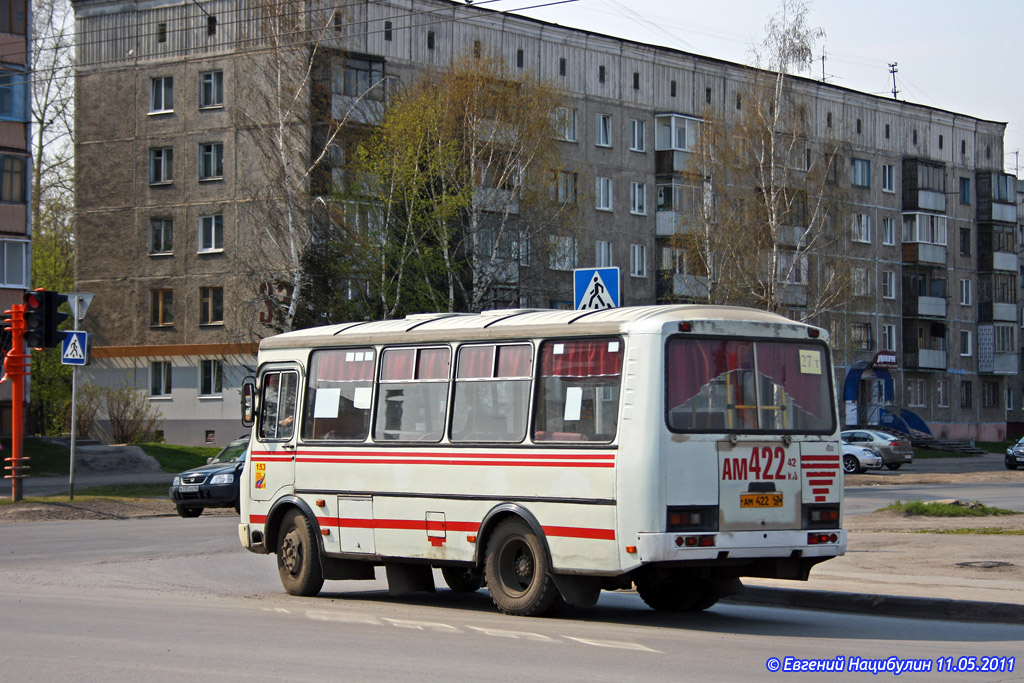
left=635, top=529, right=847, bottom=564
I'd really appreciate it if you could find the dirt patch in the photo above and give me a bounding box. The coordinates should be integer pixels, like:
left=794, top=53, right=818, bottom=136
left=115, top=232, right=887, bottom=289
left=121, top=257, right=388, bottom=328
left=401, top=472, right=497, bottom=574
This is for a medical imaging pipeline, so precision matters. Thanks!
left=846, top=507, right=1024, bottom=533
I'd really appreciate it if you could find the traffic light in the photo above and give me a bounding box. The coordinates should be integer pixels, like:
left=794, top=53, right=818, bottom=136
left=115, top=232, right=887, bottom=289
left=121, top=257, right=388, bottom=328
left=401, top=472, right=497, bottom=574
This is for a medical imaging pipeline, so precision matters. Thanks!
left=23, top=290, right=69, bottom=349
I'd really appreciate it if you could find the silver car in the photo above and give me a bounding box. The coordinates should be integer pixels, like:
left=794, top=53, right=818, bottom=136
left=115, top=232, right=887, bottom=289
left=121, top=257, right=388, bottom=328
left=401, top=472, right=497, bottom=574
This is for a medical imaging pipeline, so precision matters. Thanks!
left=842, top=443, right=883, bottom=474
left=840, top=429, right=914, bottom=470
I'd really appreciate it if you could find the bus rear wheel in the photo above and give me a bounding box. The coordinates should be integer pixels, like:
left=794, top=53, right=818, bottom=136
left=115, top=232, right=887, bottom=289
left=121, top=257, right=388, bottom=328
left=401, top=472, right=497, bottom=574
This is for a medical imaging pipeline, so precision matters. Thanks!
left=635, top=572, right=725, bottom=612
left=484, top=518, right=558, bottom=616
left=276, top=509, right=324, bottom=597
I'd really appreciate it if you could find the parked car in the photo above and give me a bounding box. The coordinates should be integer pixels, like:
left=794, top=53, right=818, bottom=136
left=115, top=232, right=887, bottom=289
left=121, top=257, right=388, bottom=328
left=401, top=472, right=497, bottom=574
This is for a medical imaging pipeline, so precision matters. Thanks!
left=840, top=429, right=914, bottom=470
left=169, top=436, right=248, bottom=517
left=842, top=443, right=883, bottom=474
left=1006, top=437, right=1024, bottom=470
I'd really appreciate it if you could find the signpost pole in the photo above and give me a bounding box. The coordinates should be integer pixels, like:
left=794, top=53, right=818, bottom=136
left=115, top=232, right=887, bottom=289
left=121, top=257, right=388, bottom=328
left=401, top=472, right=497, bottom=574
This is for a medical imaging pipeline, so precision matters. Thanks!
left=65, top=294, right=93, bottom=501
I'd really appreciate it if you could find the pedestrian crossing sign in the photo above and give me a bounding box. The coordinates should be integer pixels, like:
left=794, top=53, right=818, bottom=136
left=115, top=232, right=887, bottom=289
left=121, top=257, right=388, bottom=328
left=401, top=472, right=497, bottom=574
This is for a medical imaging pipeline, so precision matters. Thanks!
left=61, top=331, right=89, bottom=366
left=573, top=267, right=620, bottom=310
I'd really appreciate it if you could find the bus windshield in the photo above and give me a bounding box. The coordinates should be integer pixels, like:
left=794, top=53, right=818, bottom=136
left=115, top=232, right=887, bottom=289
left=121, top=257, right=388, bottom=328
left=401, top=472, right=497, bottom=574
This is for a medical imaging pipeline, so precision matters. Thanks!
left=665, top=337, right=834, bottom=434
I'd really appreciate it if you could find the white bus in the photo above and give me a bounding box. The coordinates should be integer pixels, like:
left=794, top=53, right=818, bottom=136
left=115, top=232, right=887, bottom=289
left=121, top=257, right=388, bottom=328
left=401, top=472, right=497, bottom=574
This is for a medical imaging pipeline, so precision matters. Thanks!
left=238, top=305, right=845, bottom=616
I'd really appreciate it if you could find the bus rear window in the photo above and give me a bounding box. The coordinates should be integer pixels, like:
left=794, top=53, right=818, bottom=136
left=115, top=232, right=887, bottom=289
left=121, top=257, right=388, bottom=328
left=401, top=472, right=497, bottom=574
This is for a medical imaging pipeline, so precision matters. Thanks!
left=665, top=337, right=834, bottom=434
left=533, top=338, right=622, bottom=443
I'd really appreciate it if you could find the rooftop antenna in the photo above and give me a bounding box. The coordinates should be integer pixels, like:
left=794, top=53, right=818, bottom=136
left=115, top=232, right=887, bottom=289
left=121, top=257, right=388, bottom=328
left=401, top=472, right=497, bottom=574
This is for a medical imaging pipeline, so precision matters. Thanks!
left=888, top=62, right=899, bottom=100
left=820, top=50, right=826, bottom=83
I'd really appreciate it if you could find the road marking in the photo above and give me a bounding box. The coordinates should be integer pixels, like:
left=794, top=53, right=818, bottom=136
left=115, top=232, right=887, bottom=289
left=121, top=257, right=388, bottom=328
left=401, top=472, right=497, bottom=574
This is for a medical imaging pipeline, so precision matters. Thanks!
left=467, top=626, right=554, bottom=642
left=382, top=618, right=459, bottom=633
left=563, top=637, right=659, bottom=653
left=307, top=610, right=380, bottom=625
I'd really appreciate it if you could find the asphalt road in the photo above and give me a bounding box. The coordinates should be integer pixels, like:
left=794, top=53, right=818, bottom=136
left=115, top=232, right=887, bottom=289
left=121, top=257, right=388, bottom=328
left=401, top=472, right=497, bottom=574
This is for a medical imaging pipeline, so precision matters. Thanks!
left=844, top=482, right=1024, bottom=515
left=1, top=516, right=1022, bottom=681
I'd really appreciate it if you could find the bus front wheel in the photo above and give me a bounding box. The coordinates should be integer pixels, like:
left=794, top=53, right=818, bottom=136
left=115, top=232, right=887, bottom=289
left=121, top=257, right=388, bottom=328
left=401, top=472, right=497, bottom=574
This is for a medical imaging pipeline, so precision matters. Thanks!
left=276, top=509, right=325, bottom=597
left=484, top=518, right=558, bottom=616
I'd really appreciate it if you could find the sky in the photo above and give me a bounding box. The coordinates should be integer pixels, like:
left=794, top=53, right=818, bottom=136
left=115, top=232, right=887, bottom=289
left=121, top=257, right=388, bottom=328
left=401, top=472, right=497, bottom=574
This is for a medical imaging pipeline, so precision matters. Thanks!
left=494, top=0, right=1024, bottom=175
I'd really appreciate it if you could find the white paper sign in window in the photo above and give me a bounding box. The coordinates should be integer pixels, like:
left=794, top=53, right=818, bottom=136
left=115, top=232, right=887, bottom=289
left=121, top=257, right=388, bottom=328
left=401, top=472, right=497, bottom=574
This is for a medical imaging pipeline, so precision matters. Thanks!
left=353, top=386, right=372, bottom=410
left=314, top=387, right=341, bottom=418
left=564, top=386, right=583, bottom=421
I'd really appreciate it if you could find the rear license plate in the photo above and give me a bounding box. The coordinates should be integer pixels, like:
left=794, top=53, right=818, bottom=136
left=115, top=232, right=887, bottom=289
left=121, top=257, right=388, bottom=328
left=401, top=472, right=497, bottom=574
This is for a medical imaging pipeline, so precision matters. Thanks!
left=179, top=485, right=199, bottom=493
left=740, top=492, right=783, bottom=508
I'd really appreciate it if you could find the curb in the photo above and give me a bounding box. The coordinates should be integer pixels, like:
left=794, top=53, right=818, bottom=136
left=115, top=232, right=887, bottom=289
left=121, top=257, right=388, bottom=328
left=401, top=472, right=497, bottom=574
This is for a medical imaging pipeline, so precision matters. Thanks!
left=726, top=586, right=1024, bottom=625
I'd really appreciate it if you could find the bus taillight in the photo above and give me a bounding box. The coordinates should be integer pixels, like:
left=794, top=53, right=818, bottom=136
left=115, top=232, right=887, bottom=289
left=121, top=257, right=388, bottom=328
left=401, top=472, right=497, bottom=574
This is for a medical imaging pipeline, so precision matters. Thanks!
left=675, top=535, right=716, bottom=548
left=667, top=505, right=718, bottom=531
left=807, top=533, right=839, bottom=544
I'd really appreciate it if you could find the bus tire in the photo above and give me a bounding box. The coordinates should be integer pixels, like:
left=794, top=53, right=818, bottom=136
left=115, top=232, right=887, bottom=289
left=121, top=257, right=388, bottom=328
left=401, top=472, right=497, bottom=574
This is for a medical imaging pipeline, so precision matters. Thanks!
left=176, top=505, right=202, bottom=518
left=441, top=566, right=483, bottom=593
left=276, top=509, right=324, bottom=597
left=635, top=573, right=703, bottom=612
left=484, top=518, right=558, bottom=616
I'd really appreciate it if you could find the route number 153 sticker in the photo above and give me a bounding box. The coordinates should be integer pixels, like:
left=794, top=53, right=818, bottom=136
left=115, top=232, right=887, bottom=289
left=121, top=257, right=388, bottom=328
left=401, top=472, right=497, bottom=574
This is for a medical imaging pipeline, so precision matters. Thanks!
left=254, top=462, right=266, bottom=489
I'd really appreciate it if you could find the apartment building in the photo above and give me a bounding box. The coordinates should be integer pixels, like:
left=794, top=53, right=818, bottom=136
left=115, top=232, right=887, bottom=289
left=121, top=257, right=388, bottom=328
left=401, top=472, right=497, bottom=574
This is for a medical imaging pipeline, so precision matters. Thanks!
left=73, top=0, right=1016, bottom=445
left=0, top=0, right=31, bottom=432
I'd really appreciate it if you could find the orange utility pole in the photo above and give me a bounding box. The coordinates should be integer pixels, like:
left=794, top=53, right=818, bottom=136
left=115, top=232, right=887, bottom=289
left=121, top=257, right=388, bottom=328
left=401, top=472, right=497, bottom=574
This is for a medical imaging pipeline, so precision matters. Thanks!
left=3, top=303, right=29, bottom=502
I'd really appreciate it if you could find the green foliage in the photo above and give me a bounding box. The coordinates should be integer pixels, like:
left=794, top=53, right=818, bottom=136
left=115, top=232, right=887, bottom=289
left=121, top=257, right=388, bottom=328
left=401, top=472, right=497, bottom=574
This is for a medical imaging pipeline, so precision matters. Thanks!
left=883, top=500, right=1019, bottom=517
left=138, top=443, right=220, bottom=473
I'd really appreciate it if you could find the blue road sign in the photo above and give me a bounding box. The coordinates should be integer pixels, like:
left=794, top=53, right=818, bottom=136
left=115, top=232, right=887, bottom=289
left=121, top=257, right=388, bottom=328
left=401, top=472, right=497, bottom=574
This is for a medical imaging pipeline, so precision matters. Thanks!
left=574, top=267, right=620, bottom=310
left=61, top=331, right=89, bottom=366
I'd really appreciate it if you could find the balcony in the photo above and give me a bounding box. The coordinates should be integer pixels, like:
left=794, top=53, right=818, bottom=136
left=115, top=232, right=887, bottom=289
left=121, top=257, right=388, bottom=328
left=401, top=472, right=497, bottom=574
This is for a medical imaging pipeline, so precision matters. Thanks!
left=657, top=211, right=685, bottom=236
left=904, top=349, right=947, bottom=370
left=904, top=295, right=947, bottom=318
left=902, top=242, right=946, bottom=266
left=992, top=251, right=1017, bottom=272
left=992, top=352, right=1019, bottom=375
left=993, top=202, right=1018, bottom=223
left=992, top=302, right=1017, bottom=322
left=670, top=273, right=710, bottom=300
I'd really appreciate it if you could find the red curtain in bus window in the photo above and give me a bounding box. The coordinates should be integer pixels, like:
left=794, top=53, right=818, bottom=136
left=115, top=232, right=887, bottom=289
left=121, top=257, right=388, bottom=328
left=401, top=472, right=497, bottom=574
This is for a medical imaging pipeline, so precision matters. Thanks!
left=457, top=345, right=494, bottom=379
left=539, top=339, right=622, bottom=378
left=755, top=343, right=825, bottom=419
left=416, top=347, right=451, bottom=380
left=496, top=344, right=532, bottom=378
left=314, top=349, right=375, bottom=381
left=381, top=348, right=415, bottom=380
left=666, top=338, right=734, bottom=409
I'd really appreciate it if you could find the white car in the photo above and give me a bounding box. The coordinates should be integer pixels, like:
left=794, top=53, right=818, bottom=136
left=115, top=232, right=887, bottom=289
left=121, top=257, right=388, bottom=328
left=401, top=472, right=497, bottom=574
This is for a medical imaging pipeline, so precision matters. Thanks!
left=842, top=443, right=883, bottom=474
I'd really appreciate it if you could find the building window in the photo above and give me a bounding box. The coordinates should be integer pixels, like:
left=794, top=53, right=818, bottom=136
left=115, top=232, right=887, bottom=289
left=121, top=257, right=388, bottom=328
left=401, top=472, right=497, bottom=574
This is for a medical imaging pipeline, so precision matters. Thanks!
left=199, top=71, right=223, bottom=108
left=556, top=171, right=577, bottom=204
left=655, top=114, right=699, bottom=152
left=384, top=20, right=393, bottom=41
left=856, top=118, right=862, bottom=134
left=960, top=380, right=972, bottom=408
left=632, top=71, right=639, bottom=90
left=937, top=379, right=950, bottom=408
left=851, top=321, right=874, bottom=350
left=555, top=106, right=577, bottom=142
left=852, top=214, right=871, bottom=243
left=959, top=279, right=972, bottom=306
left=982, top=380, right=999, bottom=409
left=913, top=129, right=918, bottom=145
left=207, top=15, right=217, bottom=36
left=1008, top=387, right=1015, bottom=412
left=595, top=240, right=612, bottom=268
left=778, top=250, right=807, bottom=285
left=0, top=155, right=25, bottom=202
left=516, top=48, right=523, bottom=68
left=630, top=243, right=646, bottom=278
left=959, top=228, right=971, bottom=256
left=150, top=218, right=173, bottom=254
left=882, top=217, right=895, bottom=246
left=473, top=41, right=481, bottom=59
left=629, top=119, right=645, bottom=152
left=0, top=71, right=28, bottom=121
left=884, top=123, right=890, bottom=139
left=881, top=164, right=895, bottom=193
left=851, top=158, right=870, bottom=187
left=0, top=239, right=29, bottom=287
left=882, top=324, right=896, bottom=352
left=882, top=271, right=895, bottom=299
left=961, top=139, right=966, bottom=155
left=630, top=182, right=646, bottom=215
left=199, top=214, right=223, bottom=252
left=595, top=177, right=612, bottom=211
left=149, top=76, right=173, bottom=113
left=200, top=286, right=224, bottom=325
left=427, top=31, right=434, bottom=50
left=150, top=289, right=173, bottom=326
left=993, top=173, right=1015, bottom=202
left=960, top=329, right=972, bottom=356
left=595, top=113, right=612, bottom=147
left=826, top=112, right=832, bottom=127
left=558, top=57, right=565, bottom=76
left=906, top=378, right=925, bottom=407
left=902, top=213, right=947, bottom=245
left=200, top=360, right=223, bottom=396
left=959, top=177, right=970, bottom=205
left=598, top=65, right=605, bottom=83
left=0, top=0, right=26, bottom=34
left=549, top=236, right=576, bottom=271
left=157, top=22, right=167, bottom=44
left=149, top=147, right=173, bottom=184
left=704, top=86, right=711, bottom=104
left=198, top=142, right=223, bottom=180
left=938, top=134, right=944, bottom=150
left=995, top=323, right=1015, bottom=353
left=343, top=57, right=385, bottom=100
left=151, top=361, right=172, bottom=397
left=852, top=268, right=870, bottom=297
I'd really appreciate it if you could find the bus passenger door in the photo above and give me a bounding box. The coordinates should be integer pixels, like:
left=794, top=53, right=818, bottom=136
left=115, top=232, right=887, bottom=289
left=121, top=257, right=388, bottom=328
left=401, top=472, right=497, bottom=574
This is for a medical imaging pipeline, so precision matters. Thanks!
left=250, top=367, right=299, bottom=502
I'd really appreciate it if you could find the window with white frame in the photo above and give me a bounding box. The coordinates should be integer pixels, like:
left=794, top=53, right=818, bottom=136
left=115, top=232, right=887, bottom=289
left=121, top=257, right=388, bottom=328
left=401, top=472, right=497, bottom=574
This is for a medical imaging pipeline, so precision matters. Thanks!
left=549, top=236, right=576, bottom=271
left=881, top=163, right=895, bottom=192
left=851, top=158, right=870, bottom=187
left=595, top=240, right=612, bottom=268
left=150, top=218, right=173, bottom=254
left=960, top=329, right=972, bottom=356
left=882, top=323, right=896, bottom=352
left=0, top=239, right=28, bottom=287
left=595, top=113, right=612, bottom=147
left=199, top=215, right=223, bottom=252
left=199, top=70, right=223, bottom=108
left=902, top=213, right=947, bottom=245
left=555, top=106, right=577, bottom=142
left=198, top=142, right=223, bottom=180
left=937, top=379, right=950, bottom=407
left=959, top=279, right=972, bottom=306
left=630, top=243, right=646, bottom=278
left=630, top=182, right=646, bottom=215
left=596, top=177, right=613, bottom=211
left=853, top=268, right=870, bottom=296
left=882, top=271, right=895, bottom=299
left=906, top=378, right=925, bottom=407
left=882, top=217, right=896, bottom=246
left=149, top=147, right=173, bottom=184
left=777, top=250, right=807, bottom=284
left=150, top=361, right=172, bottom=397
left=150, top=76, right=173, bottom=113
left=629, top=119, right=645, bottom=152
left=654, top=114, right=699, bottom=151
left=995, top=323, right=1015, bottom=353
left=556, top=171, right=577, bottom=204
left=200, top=359, right=223, bottom=396
left=852, top=214, right=872, bottom=243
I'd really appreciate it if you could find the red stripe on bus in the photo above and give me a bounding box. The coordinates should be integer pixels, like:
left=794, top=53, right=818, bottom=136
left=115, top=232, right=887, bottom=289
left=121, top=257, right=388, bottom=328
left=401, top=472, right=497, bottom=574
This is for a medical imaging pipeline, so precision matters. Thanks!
left=295, top=457, right=614, bottom=468
left=542, top=525, right=615, bottom=540
left=812, top=488, right=829, bottom=495
left=250, top=456, right=293, bottom=463
left=253, top=449, right=614, bottom=461
left=250, top=515, right=267, bottom=523
left=814, top=495, right=826, bottom=502
left=321, top=517, right=612, bottom=541
left=804, top=470, right=836, bottom=477
left=809, top=479, right=832, bottom=486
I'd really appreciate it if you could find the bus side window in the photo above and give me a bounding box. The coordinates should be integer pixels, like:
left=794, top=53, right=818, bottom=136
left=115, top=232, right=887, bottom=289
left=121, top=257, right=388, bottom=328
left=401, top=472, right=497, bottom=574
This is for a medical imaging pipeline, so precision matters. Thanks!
left=302, top=348, right=375, bottom=441
left=451, top=343, right=532, bottom=443
left=259, top=370, right=298, bottom=441
left=373, top=346, right=451, bottom=442
left=533, top=338, right=622, bottom=443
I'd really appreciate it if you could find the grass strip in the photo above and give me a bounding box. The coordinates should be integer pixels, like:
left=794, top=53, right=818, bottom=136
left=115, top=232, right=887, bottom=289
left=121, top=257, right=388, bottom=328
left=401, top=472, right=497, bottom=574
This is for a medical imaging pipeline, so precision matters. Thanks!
left=883, top=500, right=1019, bottom=517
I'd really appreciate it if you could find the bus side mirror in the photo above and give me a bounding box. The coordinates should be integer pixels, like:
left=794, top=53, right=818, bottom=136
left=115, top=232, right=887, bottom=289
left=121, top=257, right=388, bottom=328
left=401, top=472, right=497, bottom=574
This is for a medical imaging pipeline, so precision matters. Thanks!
left=241, top=376, right=256, bottom=427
